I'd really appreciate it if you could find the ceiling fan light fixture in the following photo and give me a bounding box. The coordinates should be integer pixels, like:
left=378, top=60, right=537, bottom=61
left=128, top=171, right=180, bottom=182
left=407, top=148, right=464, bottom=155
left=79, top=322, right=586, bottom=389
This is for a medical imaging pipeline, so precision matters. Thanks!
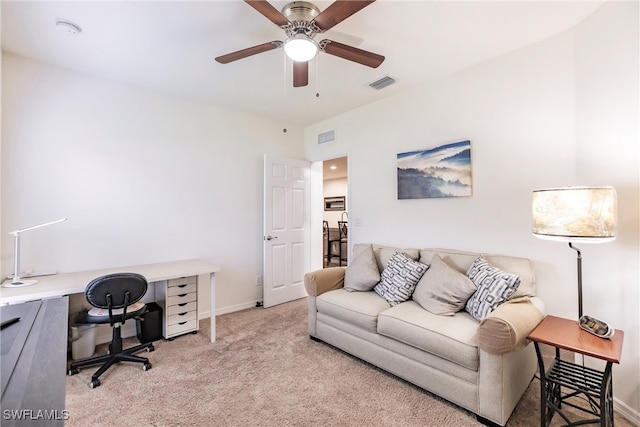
left=284, top=34, right=318, bottom=62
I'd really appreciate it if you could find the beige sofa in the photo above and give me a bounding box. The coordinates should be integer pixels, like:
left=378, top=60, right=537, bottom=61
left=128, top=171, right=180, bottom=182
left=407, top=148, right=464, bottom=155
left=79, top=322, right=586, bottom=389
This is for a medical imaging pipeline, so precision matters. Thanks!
left=304, top=244, right=545, bottom=426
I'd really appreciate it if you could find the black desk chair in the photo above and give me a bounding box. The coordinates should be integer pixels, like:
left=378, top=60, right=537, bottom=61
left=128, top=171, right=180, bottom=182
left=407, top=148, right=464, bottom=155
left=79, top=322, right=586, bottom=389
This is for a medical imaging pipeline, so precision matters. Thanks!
left=68, top=273, right=154, bottom=388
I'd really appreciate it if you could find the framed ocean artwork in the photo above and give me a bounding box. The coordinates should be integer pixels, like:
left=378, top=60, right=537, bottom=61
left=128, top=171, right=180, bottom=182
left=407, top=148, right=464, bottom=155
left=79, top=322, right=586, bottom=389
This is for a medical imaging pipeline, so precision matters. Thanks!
left=397, top=140, right=472, bottom=199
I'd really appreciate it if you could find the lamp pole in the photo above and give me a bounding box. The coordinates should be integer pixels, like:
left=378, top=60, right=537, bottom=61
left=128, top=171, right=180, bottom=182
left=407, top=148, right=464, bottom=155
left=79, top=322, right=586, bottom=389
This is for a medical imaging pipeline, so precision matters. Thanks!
left=568, top=242, right=583, bottom=319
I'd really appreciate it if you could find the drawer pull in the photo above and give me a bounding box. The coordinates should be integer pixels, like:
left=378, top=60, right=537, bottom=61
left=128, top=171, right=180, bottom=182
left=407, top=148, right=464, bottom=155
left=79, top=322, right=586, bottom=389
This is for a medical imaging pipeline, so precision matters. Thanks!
left=178, top=303, right=188, bottom=307
left=178, top=293, right=187, bottom=297
left=178, top=284, right=187, bottom=288
left=178, top=312, right=187, bottom=316
left=178, top=321, right=187, bottom=325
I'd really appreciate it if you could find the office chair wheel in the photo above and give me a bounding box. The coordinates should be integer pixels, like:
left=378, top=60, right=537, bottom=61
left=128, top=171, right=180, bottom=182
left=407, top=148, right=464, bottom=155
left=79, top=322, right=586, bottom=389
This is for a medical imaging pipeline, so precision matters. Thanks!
left=68, top=367, right=80, bottom=376
left=143, top=362, right=152, bottom=371
left=147, top=344, right=155, bottom=352
left=89, top=378, right=101, bottom=388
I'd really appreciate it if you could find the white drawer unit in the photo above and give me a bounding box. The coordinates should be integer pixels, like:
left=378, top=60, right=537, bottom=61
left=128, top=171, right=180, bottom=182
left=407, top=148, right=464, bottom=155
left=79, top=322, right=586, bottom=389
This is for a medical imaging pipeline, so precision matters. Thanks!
left=156, top=275, right=199, bottom=339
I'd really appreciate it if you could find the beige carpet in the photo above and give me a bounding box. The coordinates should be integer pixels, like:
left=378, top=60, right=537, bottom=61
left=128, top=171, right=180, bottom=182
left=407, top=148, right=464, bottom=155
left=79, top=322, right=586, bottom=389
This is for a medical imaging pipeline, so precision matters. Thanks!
left=65, top=298, right=633, bottom=426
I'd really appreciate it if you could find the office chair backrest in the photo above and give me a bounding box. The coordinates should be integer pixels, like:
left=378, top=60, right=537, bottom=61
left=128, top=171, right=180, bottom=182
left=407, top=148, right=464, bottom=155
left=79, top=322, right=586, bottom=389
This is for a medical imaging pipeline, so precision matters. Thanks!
left=85, top=273, right=148, bottom=309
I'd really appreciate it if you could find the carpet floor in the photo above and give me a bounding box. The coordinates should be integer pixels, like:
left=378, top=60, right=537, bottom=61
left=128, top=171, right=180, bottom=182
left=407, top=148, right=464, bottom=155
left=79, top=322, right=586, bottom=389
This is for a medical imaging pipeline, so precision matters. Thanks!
left=65, top=297, right=633, bottom=426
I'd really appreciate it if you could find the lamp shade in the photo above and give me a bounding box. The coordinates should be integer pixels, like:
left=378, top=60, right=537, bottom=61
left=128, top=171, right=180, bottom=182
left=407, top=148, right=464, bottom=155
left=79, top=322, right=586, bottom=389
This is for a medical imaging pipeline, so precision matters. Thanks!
left=532, top=186, right=617, bottom=243
left=283, top=34, right=318, bottom=62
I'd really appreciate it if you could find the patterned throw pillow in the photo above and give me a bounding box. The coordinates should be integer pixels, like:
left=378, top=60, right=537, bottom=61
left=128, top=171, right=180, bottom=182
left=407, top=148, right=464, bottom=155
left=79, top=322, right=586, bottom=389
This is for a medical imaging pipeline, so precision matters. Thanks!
left=465, top=256, right=521, bottom=321
left=374, top=252, right=428, bottom=306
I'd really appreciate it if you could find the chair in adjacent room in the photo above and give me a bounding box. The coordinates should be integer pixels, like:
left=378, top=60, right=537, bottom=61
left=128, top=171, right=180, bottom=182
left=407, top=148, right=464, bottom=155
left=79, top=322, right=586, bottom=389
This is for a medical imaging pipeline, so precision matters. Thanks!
left=337, top=220, right=348, bottom=265
left=323, top=220, right=331, bottom=267
left=68, top=272, right=154, bottom=388
left=325, top=221, right=343, bottom=267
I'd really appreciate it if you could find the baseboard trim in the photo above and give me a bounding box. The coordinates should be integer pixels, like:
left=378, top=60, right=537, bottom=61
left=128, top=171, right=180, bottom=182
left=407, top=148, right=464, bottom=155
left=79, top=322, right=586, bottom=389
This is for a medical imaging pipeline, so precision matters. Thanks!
left=615, top=398, right=640, bottom=426
left=95, top=322, right=136, bottom=346
left=94, top=301, right=260, bottom=346
left=95, top=331, right=112, bottom=346
left=211, top=300, right=261, bottom=316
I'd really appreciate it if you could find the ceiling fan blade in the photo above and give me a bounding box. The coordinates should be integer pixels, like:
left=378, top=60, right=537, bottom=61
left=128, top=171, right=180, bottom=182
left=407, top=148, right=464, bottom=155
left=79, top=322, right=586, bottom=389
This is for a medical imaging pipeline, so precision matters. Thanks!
left=215, top=41, right=282, bottom=64
left=312, top=0, right=375, bottom=31
left=320, top=40, right=384, bottom=68
left=244, top=0, right=290, bottom=28
left=293, top=61, right=309, bottom=87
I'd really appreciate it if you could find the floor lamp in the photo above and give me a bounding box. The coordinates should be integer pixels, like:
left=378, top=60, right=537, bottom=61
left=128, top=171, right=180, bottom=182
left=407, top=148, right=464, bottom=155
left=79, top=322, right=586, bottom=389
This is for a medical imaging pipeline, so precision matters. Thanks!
left=531, top=187, right=617, bottom=320
left=3, top=218, right=68, bottom=288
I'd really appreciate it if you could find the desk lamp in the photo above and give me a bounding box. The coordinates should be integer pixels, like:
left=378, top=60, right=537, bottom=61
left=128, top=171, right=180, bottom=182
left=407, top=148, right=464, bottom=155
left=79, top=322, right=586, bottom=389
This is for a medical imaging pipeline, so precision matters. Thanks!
left=531, top=187, right=617, bottom=319
left=3, top=218, right=67, bottom=288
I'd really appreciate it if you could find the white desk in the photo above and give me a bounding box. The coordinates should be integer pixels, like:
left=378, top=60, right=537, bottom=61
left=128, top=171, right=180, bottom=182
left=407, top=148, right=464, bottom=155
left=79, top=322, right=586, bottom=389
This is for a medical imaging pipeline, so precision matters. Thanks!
left=0, top=259, right=221, bottom=342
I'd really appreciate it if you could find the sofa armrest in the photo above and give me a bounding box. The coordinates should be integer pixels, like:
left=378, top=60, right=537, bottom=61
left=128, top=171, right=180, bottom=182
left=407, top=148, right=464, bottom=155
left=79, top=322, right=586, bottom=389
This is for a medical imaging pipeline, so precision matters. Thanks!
left=304, top=267, right=345, bottom=296
left=478, top=297, right=545, bottom=355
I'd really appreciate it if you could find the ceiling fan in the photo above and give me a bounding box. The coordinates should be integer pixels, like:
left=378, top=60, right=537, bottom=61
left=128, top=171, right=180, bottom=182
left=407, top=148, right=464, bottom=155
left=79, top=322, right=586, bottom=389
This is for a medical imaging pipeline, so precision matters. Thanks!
left=215, top=0, right=385, bottom=88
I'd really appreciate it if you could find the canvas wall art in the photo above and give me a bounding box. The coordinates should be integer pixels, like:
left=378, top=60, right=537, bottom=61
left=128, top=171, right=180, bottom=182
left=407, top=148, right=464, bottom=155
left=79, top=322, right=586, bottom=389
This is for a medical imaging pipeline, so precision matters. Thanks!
left=397, top=140, right=472, bottom=199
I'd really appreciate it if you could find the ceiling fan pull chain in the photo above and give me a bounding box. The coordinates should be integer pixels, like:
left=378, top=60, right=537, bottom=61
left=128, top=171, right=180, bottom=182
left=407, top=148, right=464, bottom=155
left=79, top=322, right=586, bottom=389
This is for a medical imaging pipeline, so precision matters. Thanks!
left=315, top=55, right=320, bottom=97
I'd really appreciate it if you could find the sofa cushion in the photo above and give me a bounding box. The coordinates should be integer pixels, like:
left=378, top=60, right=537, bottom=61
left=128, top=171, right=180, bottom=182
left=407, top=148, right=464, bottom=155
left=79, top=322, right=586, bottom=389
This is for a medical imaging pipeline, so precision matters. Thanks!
left=413, top=254, right=477, bottom=316
left=419, top=248, right=536, bottom=298
left=344, top=244, right=381, bottom=292
left=465, top=256, right=521, bottom=321
left=377, top=301, right=479, bottom=370
left=374, top=252, right=428, bottom=306
left=371, top=244, right=420, bottom=274
left=316, top=289, right=390, bottom=333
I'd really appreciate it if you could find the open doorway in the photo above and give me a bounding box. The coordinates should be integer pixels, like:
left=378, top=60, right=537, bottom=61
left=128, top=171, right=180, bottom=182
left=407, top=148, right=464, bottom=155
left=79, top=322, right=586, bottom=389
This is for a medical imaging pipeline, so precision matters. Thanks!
left=322, top=156, right=348, bottom=268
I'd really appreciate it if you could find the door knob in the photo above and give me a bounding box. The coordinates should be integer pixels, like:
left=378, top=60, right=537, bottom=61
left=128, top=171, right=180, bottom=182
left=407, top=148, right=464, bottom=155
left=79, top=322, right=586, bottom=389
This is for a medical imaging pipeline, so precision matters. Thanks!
left=265, top=235, right=278, bottom=241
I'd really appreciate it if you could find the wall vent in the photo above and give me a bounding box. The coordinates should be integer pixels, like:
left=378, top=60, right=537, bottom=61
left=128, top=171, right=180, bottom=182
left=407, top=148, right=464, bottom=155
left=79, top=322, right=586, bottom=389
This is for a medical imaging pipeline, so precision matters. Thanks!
left=368, top=76, right=396, bottom=90
left=317, top=130, right=335, bottom=145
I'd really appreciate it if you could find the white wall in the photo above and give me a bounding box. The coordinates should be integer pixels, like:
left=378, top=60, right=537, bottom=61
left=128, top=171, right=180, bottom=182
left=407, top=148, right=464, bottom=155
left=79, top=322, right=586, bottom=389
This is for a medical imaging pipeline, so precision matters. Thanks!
left=305, top=2, right=639, bottom=419
left=573, top=1, right=639, bottom=418
left=307, top=29, right=576, bottom=254
left=1, top=53, right=304, bottom=316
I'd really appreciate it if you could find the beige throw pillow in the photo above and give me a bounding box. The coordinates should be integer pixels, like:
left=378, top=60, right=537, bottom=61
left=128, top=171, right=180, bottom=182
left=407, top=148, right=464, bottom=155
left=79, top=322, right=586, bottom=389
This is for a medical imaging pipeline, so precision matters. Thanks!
left=413, top=254, right=477, bottom=316
left=344, top=244, right=381, bottom=292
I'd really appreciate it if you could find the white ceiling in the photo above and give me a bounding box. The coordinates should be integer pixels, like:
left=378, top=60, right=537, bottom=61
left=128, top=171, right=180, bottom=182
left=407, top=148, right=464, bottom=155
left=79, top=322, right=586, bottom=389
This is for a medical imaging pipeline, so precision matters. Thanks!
left=1, top=1, right=603, bottom=127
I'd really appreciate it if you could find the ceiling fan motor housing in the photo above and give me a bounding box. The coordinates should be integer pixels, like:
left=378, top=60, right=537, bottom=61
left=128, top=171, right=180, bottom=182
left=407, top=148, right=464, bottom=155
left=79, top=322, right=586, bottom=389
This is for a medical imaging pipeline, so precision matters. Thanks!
left=282, top=1, right=323, bottom=37
left=282, top=1, right=320, bottom=21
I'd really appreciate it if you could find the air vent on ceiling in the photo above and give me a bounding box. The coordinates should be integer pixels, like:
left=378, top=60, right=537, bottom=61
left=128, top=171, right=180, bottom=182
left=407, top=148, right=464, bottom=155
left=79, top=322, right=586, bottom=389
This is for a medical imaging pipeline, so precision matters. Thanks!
left=318, top=130, right=335, bottom=145
left=368, top=76, right=396, bottom=90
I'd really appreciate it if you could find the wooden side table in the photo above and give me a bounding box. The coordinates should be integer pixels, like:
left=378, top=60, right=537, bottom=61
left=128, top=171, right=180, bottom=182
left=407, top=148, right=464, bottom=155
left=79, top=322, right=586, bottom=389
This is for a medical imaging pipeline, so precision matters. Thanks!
left=528, top=315, right=624, bottom=427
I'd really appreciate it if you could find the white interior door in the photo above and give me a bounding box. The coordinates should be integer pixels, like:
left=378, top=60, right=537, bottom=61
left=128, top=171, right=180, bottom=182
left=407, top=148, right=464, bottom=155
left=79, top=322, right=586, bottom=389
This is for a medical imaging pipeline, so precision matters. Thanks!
left=263, top=155, right=310, bottom=308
